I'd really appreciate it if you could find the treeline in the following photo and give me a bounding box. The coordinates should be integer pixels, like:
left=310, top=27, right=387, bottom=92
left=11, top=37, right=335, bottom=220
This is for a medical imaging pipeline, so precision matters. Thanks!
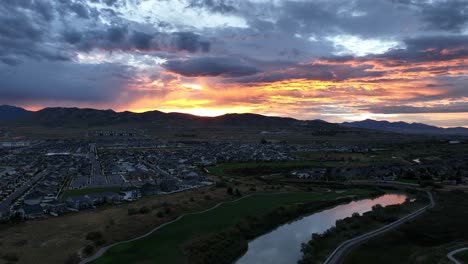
left=183, top=197, right=361, bottom=264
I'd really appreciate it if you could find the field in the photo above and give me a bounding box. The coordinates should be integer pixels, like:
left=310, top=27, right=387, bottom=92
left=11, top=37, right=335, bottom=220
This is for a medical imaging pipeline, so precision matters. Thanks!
left=0, top=185, right=242, bottom=264
left=92, top=189, right=372, bottom=264
left=61, top=187, right=122, bottom=200
left=343, top=190, right=468, bottom=264
left=208, top=160, right=376, bottom=178
left=454, top=250, right=468, bottom=263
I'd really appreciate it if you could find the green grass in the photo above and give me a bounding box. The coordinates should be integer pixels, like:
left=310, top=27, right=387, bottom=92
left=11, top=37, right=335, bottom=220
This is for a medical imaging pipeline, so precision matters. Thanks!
left=455, top=250, right=468, bottom=263
left=92, top=189, right=372, bottom=264
left=61, top=187, right=121, bottom=200
left=207, top=160, right=361, bottom=177
left=344, top=190, right=468, bottom=264
left=396, top=178, right=420, bottom=184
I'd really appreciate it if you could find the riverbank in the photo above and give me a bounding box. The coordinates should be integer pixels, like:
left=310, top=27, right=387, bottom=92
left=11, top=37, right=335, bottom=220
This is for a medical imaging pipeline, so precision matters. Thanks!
left=343, top=190, right=468, bottom=264
left=88, top=189, right=376, bottom=264
left=298, top=190, right=428, bottom=263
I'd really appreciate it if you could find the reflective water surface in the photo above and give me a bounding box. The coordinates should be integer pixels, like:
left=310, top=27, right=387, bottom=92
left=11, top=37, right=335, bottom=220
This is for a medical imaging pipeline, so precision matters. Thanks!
left=235, top=193, right=407, bottom=264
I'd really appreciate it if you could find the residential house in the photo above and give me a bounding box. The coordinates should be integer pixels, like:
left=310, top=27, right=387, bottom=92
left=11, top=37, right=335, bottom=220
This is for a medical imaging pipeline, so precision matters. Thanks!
left=18, top=204, right=45, bottom=219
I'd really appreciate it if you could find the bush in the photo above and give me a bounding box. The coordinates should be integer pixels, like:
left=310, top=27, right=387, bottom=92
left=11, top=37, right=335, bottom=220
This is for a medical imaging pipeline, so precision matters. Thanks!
left=156, top=211, right=164, bottom=218
left=128, top=207, right=139, bottom=215
left=227, top=186, right=234, bottom=195
left=235, top=189, right=242, bottom=196
left=204, top=195, right=212, bottom=200
left=64, top=254, right=80, bottom=264
left=139, top=206, right=151, bottom=214
left=216, top=181, right=227, bottom=188
left=190, top=196, right=195, bottom=202
left=2, top=252, right=19, bottom=262
left=83, top=245, right=94, bottom=256
left=95, top=239, right=106, bottom=246
left=86, top=231, right=103, bottom=241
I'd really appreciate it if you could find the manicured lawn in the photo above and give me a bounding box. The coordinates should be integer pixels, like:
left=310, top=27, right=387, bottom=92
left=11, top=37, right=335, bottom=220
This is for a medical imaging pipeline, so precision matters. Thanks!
left=61, top=187, right=121, bottom=200
left=92, top=189, right=371, bottom=264
left=455, top=249, right=468, bottom=262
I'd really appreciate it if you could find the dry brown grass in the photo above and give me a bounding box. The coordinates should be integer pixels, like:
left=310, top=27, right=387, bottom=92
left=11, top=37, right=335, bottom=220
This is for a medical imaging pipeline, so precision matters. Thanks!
left=0, top=181, right=291, bottom=264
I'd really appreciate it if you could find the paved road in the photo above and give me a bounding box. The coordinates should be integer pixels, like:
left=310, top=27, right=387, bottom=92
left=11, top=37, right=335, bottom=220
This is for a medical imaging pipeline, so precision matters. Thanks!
left=323, top=191, right=434, bottom=264
left=448, top=247, right=468, bottom=264
left=0, top=170, right=46, bottom=214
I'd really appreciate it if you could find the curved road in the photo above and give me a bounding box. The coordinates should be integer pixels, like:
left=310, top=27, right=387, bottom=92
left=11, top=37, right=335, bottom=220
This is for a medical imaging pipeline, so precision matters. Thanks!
left=448, top=247, right=468, bottom=264
left=323, top=191, right=434, bottom=264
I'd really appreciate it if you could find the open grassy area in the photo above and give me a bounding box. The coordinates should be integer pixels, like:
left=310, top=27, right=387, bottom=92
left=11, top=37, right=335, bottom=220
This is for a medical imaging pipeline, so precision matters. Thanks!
left=61, top=187, right=122, bottom=200
left=454, top=250, right=468, bottom=263
left=92, top=189, right=372, bottom=264
left=396, top=178, right=420, bottom=185
left=0, top=185, right=243, bottom=264
left=344, top=190, right=468, bottom=264
left=207, top=160, right=365, bottom=177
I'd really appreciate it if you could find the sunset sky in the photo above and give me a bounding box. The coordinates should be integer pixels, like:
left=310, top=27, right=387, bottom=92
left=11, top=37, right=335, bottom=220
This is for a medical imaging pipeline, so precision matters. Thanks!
left=0, top=0, right=467, bottom=127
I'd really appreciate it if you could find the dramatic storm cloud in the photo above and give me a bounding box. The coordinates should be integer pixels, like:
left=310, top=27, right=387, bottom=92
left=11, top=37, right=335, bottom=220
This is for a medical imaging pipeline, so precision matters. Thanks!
left=0, top=0, right=467, bottom=126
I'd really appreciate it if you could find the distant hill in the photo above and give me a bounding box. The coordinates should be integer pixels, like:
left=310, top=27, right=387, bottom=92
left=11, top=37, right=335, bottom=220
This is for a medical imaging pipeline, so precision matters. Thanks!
left=2, top=106, right=466, bottom=135
left=0, top=105, right=32, bottom=121
left=342, top=119, right=468, bottom=135
left=3, top=106, right=338, bottom=130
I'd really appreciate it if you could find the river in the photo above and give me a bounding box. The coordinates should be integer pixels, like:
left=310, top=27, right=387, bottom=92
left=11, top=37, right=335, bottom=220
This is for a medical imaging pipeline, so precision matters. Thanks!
left=235, top=193, right=408, bottom=264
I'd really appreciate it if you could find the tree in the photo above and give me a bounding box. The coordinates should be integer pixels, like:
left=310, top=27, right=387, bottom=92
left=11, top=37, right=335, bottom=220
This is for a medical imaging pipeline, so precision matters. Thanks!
left=227, top=186, right=233, bottom=195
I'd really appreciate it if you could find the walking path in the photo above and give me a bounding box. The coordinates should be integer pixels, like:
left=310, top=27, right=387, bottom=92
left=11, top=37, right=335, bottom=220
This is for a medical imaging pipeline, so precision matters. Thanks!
left=80, top=192, right=264, bottom=264
left=323, top=191, right=434, bottom=264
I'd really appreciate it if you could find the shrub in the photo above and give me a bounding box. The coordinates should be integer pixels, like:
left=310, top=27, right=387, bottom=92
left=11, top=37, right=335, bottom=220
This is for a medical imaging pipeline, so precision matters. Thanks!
left=156, top=211, right=164, bottom=218
left=216, top=181, right=227, bottom=188
left=227, top=186, right=234, bottom=195
left=95, top=239, right=106, bottom=246
left=139, top=206, right=151, bottom=214
left=204, top=195, right=212, bottom=200
left=64, top=254, right=80, bottom=264
left=2, top=252, right=19, bottom=262
left=86, top=231, right=103, bottom=241
left=128, top=207, right=139, bottom=215
left=83, top=245, right=94, bottom=256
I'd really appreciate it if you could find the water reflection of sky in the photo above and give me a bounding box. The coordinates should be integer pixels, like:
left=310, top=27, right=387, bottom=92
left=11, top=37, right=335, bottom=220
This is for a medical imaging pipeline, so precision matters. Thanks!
left=235, top=194, right=407, bottom=264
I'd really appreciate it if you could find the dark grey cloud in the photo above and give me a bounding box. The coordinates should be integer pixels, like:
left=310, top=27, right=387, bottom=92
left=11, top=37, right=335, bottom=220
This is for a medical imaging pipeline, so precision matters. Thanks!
left=0, top=0, right=212, bottom=66
left=366, top=103, right=468, bottom=114
left=232, top=62, right=384, bottom=83
left=324, top=35, right=468, bottom=65
left=188, top=0, right=237, bottom=13
left=163, top=57, right=261, bottom=77
left=62, top=28, right=210, bottom=54
left=0, top=60, right=136, bottom=103
left=421, top=0, right=468, bottom=32
left=68, top=1, right=90, bottom=18
left=173, top=32, right=211, bottom=53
